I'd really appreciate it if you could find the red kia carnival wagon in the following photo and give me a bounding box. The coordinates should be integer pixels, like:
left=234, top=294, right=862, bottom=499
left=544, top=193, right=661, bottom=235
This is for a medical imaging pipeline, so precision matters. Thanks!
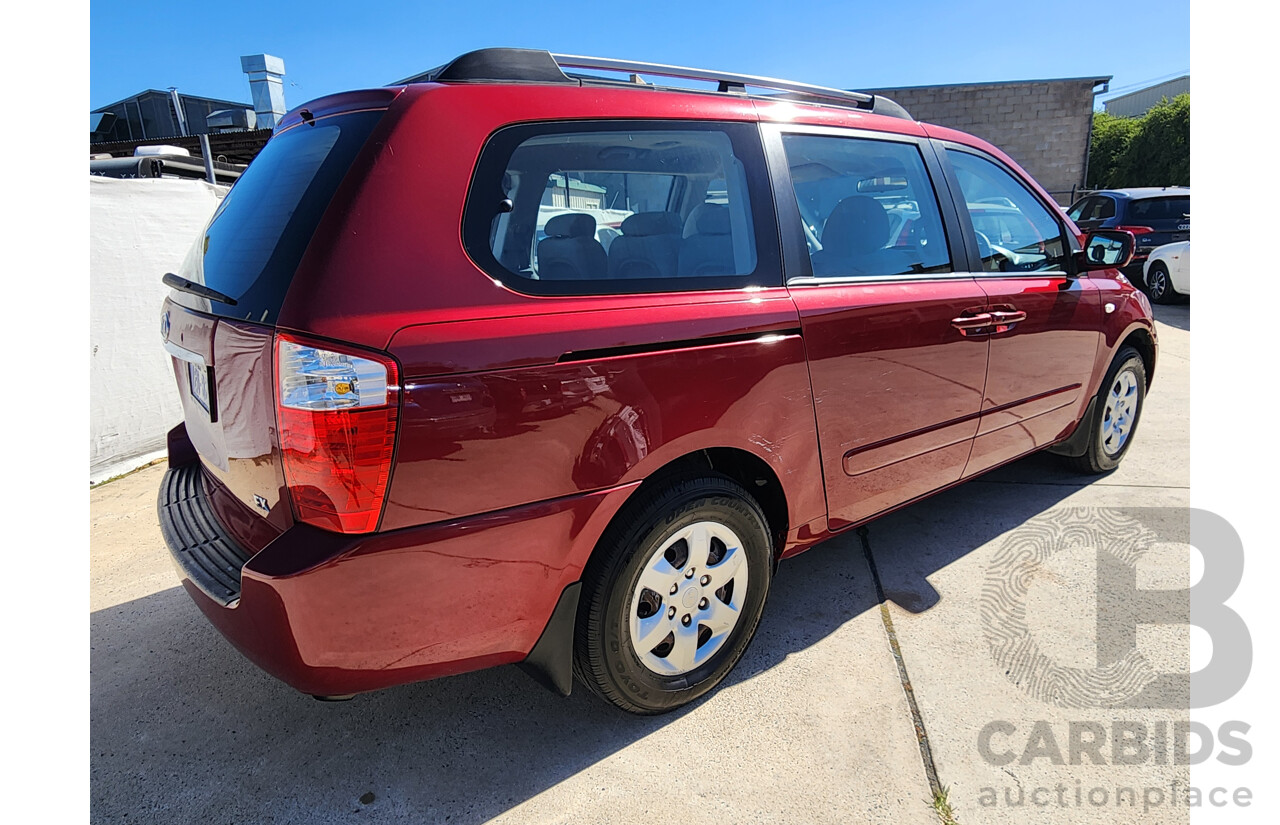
left=157, top=49, right=1155, bottom=714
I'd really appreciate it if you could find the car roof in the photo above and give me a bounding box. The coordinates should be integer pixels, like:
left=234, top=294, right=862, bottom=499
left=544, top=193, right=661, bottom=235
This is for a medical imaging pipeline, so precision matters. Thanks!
left=1091, top=187, right=1190, bottom=200
left=278, top=49, right=1061, bottom=219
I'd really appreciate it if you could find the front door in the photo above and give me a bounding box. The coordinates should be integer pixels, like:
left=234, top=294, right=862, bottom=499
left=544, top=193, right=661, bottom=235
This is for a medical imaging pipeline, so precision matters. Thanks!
left=941, top=147, right=1103, bottom=476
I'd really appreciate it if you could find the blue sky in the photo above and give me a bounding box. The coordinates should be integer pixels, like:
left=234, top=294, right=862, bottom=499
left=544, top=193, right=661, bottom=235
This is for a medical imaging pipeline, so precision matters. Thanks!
left=90, top=1, right=1189, bottom=111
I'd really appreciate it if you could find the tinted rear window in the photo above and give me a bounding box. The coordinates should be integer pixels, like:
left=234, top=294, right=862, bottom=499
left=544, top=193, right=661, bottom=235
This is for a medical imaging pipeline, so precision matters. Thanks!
left=170, top=110, right=383, bottom=323
left=1128, top=196, right=1190, bottom=224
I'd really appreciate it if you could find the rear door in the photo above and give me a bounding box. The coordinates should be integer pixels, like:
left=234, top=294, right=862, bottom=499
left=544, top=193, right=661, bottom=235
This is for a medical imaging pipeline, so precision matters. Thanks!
left=161, top=106, right=388, bottom=534
left=764, top=124, right=989, bottom=530
left=939, top=145, right=1102, bottom=476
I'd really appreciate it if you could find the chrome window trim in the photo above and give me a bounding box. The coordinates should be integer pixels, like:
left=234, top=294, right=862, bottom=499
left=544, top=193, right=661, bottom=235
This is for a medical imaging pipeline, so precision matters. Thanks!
left=786, top=270, right=1068, bottom=288
left=761, top=122, right=927, bottom=145
left=787, top=272, right=977, bottom=287
left=966, top=270, right=1071, bottom=281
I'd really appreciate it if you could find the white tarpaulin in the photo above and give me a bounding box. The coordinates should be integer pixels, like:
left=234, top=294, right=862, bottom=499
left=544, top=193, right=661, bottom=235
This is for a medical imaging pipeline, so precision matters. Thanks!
left=89, top=176, right=228, bottom=484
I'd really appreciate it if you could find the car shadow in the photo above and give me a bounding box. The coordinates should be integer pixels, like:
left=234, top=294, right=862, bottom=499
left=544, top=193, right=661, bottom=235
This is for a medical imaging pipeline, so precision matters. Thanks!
left=856, top=461, right=1119, bottom=615
left=91, top=455, right=1091, bottom=824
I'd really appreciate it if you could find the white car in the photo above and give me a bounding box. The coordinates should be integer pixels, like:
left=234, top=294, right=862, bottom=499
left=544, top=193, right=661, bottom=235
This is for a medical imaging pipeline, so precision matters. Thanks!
left=1142, top=241, right=1190, bottom=304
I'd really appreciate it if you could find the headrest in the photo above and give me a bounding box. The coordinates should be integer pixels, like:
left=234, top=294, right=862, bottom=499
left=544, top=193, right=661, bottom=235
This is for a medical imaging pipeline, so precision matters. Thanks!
left=823, top=196, right=891, bottom=256
left=621, top=211, right=681, bottom=237
left=694, top=205, right=732, bottom=235
left=545, top=213, right=596, bottom=239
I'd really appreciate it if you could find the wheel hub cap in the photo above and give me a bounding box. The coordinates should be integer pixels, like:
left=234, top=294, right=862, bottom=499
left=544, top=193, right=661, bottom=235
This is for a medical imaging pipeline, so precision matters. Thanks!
left=629, top=520, right=749, bottom=677
left=1101, top=368, right=1139, bottom=457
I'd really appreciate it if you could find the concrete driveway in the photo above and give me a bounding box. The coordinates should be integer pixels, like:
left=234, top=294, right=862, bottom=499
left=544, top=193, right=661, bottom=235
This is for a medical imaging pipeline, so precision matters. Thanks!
left=90, top=303, right=1190, bottom=824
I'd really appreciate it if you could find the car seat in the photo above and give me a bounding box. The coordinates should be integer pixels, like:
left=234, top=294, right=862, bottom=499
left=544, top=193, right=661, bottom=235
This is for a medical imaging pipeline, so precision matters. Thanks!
left=607, top=212, right=682, bottom=279
left=537, top=213, right=608, bottom=280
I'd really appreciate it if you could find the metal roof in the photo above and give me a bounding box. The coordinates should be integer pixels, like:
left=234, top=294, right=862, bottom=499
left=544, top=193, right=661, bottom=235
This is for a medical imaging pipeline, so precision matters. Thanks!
left=1104, top=76, right=1189, bottom=106
left=1088, top=186, right=1191, bottom=198
left=92, top=89, right=251, bottom=113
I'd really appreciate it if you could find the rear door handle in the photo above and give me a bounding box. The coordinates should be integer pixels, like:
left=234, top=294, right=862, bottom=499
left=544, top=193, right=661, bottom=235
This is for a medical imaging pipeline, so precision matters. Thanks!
left=951, top=312, right=994, bottom=336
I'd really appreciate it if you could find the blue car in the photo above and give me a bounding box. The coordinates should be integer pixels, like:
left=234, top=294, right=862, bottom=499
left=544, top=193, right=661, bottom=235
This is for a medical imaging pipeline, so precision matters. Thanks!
left=1067, top=187, right=1189, bottom=289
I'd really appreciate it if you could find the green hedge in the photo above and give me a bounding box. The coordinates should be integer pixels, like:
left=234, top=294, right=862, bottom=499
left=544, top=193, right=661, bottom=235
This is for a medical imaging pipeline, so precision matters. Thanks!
left=1088, top=94, right=1189, bottom=189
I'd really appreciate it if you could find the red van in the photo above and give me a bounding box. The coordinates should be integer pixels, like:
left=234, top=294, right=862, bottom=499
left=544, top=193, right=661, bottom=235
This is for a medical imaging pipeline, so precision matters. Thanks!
left=157, top=49, right=1154, bottom=714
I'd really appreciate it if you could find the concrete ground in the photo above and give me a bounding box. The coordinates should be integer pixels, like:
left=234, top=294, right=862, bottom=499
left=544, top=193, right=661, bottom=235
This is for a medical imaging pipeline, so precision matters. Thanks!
left=90, top=304, right=1190, bottom=824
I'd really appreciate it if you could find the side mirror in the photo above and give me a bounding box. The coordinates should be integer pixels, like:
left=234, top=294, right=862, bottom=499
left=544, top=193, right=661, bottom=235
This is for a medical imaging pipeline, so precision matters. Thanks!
left=1077, top=229, right=1135, bottom=270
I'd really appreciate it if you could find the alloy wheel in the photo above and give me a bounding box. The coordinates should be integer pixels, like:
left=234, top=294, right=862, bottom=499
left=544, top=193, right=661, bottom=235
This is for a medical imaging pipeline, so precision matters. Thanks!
left=1148, top=268, right=1168, bottom=300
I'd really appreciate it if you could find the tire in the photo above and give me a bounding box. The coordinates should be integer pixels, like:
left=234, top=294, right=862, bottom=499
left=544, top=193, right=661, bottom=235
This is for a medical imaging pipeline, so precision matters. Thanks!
left=1065, top=346, right=1147, bottom=474
left=573, top=474, right=773, bottom=714
left=1145, top=262, right=1180, bottom=304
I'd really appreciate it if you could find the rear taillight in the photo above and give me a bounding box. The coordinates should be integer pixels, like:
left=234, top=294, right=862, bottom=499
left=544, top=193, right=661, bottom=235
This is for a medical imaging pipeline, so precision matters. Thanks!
left=274, top=332, right=400, bottom=533
left=1116, top=225, right=1154, bottom=238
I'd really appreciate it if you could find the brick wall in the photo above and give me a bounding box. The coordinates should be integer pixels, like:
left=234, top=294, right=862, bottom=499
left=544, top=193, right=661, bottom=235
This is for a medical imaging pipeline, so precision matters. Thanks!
left=864, top=78, right=1107, bottom=204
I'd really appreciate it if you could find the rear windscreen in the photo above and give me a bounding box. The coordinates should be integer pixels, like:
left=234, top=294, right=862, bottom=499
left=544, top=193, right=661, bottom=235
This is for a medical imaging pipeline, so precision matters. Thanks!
left=1129, top=196, right=1190, bottom=225
left=169, top=110, right=384, bottom=324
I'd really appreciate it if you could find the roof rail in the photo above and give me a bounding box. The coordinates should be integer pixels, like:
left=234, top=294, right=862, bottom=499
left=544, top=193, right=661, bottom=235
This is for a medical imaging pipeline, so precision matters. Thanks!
left=395, top=48, right=912, bottom=121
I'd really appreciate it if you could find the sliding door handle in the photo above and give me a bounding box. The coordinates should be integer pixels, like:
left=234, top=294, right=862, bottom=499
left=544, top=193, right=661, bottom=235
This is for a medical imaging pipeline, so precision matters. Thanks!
left=989, top=309, right=1027, bottom=333
left=951, top=313, right=994, bottom=336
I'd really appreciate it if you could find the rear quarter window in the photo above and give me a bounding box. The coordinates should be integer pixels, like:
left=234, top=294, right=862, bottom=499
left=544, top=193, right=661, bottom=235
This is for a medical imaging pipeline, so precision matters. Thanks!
left=463, top=121, right=780, bottom=295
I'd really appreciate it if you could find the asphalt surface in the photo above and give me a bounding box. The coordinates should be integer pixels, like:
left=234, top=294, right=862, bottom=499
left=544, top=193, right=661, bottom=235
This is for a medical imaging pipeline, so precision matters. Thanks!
left=90, top=302, right=1191, bottom=824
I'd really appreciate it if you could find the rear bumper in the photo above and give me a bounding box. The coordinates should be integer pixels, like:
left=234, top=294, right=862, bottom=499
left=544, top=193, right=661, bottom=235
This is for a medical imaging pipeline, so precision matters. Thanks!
left=158, top=457, right=637, bottom=697
left=158, top=463, right=255, bottom=606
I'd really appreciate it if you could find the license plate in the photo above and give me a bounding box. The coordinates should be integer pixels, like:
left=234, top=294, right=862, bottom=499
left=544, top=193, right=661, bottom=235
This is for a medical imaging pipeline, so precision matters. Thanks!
left=188, top=361, right=212, bottom=416
left=451, top=393, right=473, bottom=403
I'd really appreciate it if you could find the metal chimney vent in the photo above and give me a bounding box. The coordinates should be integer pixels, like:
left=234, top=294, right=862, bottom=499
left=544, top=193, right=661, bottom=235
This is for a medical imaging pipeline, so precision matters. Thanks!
left=240, top=54, right=287, bottom=130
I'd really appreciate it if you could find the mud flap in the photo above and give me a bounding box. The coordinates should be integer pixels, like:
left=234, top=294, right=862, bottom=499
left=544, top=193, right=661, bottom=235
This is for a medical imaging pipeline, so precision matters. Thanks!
left=518, top=581, right=581, bottom=697
left=1047, top=396, right=1099, bottom=458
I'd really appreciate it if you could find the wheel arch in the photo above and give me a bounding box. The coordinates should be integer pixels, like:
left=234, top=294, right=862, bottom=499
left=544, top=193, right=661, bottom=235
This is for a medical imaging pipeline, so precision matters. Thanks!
left=619, top=447, right=791, bottom=564
left=568, top=448, right=785, bottom=711
left=1119, top=325, right=1156, bottom=388
left=521, top=444, right=809, bottom=699
left=1051, top=322, right=1154, bottom=460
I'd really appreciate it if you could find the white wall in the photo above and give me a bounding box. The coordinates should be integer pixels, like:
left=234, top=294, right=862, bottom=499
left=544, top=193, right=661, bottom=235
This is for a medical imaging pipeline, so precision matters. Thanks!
left=90, top=177, right=228, bottom=484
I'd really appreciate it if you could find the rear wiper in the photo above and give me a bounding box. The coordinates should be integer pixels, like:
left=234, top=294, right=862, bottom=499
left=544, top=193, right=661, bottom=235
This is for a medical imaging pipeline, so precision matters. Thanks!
left=162, top=272, right=238, bottom=306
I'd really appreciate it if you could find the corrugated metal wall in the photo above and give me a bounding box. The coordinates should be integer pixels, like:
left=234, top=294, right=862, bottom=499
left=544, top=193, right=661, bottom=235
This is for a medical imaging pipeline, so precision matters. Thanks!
left=1103, top=77, right=1190, bottom=118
